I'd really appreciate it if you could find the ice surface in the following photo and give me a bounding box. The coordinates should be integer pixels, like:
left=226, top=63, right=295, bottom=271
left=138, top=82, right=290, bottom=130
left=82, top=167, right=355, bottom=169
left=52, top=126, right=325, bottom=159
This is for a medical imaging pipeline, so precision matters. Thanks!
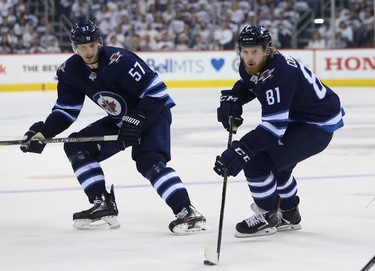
left=0, top=87, right=374, bottom=271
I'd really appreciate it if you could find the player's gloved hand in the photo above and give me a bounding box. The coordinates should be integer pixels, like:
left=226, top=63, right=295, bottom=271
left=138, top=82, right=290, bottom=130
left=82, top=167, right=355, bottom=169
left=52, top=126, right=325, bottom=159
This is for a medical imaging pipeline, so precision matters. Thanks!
left=20, top=121, right=46, bottom=153
left=118, top=110, right=147, bottom=146
left=217, top=90, right=243, bottom=134
left=213, top=141, right=252, bottom=177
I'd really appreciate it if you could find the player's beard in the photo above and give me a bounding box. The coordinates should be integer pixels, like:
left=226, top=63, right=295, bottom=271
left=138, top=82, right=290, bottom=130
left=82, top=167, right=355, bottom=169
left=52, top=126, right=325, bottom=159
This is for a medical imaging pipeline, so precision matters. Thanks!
left=243, top=58, right=266, bottom=75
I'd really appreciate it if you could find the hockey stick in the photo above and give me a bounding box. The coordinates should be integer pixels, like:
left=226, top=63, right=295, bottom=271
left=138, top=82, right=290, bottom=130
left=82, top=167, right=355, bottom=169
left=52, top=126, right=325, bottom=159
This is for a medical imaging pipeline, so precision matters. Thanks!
left=361, top=255, right=375, bottom=271
left=204, top=117, right=235, bottom=266
left=0, top=135, right=119, bottom=146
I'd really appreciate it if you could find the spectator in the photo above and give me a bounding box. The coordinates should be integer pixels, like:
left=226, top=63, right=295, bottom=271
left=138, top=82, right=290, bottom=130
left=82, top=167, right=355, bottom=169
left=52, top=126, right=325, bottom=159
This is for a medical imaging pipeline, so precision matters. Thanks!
left=191, top=20, right=212, bottom=44
left=111, top=1, right=128, bottom=26
left=0, top=33, right=12, bottom=53
left=141, top=22, right=159, bottom=45
left=361, top=19, right=374, bottom=47
left=6, top=6, right=17, bottom=25
left=95, top=3, right=111, bottom=23
left=58, top=0, right=73, bottom=18
left=331, top=31, right=347, bottom=48
left=98, top=16, right=113, bottom=38
left=156, top=31, right=174, bottom=50
left=139, top=34, right=157, bottom=51
left=337, top=20, right=353, bottom=47
left=213, top=21, right=234, bottom=49
left=175, top=33, right=190, bottom=50
left=22, top=5, right=38, bottom=27
left=0, top=16, right=11, bottom=35
left=119, top=14, right=131, bottom=37
left=108, top=25, right=126, bottom=46
left=0, top=0, right=12, bottom=16
left=169, top=10, right=185, bottom=38
left=161, top=2, right=174, bottom=24
left=22, top=24, right=37, bottom=48
left=45, top=37, right=61, bottom=53
left=13, top=16, right=28, bottom=37
left=227, top=1, right=245, bottom=26
left=71, top=0, right=89, bottom=21
left=13, top=36, right=28, bottom=53
left=29, top=36, right=46, bottom=53
left=89, top=0, right=102, bottom=19
left=306, top=31, right=326, bottom=49
left=192, top=33, right=208, bottom=50
left=106, top=34, right=124, bottom=48
left=6, top=27, right=18, bottom=47
left=318, top=20, right=332, bottom=47
left=195, top=0, right=211, bottom=24
left=36, top=15, right=48, bottom=37
left=40, top=24, right=58, bottom=48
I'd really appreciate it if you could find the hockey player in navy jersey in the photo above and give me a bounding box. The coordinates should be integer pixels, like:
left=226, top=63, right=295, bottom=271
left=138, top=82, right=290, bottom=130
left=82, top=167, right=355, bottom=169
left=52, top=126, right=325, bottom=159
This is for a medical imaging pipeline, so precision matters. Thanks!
left=214, top=25, right=345, bottom=237
left=20, top=20, right=209, bottom=234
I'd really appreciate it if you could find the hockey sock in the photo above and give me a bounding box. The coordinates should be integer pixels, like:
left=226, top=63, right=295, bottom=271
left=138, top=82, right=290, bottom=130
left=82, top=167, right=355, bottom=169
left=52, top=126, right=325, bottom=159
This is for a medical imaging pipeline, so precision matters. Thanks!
left=247, top=172, right=278, bottom=211
left=149, top=166, right=191, bottom=214
left=277, top=175, right=298, bottom=210
left=69, top=151, right=107, bottom=203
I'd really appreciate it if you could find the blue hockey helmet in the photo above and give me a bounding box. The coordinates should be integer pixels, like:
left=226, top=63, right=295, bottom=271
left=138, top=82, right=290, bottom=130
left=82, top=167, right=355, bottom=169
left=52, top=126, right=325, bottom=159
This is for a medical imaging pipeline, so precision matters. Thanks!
left=238, top=25, right=272, bottom=47
left=70, top=20, right=102, bottom=46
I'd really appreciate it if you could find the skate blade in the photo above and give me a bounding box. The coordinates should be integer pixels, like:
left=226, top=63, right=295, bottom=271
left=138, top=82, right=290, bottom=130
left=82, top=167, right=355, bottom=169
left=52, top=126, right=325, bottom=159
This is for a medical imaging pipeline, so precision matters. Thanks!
left=277, top=223, right=302, bottom=232
left=73, top=216, right=120, bottom=230
left=172, top=221, right=212, bottom=235
left=234, top=226, right=277, bottom=238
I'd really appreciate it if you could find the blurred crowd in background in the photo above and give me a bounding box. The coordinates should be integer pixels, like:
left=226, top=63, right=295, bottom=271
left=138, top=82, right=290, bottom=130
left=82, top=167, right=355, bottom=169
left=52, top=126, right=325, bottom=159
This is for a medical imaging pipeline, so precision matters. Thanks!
left=0, top=0, right=374, bottom=54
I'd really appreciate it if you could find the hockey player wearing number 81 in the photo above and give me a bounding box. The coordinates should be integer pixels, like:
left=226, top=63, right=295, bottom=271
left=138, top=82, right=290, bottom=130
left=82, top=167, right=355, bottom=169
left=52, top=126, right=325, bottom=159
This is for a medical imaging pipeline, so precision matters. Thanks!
left=20, top=20, right=209, bottom=234
left=214, top=25, right=345, bottom=237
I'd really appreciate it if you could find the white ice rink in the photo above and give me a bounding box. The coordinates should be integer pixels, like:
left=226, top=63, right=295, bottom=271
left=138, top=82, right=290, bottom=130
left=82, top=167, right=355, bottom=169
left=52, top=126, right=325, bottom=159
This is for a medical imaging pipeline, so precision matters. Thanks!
left=0, top=87, right=374, bottom=271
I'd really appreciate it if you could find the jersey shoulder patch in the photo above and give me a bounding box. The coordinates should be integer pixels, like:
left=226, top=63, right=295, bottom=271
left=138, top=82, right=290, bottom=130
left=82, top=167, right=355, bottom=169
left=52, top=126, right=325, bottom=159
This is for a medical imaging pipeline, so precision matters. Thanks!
left=56, top=55, right=81, bottom=78
left=258, top=68, right=275, bottom=83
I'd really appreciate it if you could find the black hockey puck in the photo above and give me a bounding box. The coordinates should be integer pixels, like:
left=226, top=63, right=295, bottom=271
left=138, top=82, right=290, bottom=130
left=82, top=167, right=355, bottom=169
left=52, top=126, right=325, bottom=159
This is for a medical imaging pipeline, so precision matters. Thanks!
left=203, top=260, right=216, bottom=266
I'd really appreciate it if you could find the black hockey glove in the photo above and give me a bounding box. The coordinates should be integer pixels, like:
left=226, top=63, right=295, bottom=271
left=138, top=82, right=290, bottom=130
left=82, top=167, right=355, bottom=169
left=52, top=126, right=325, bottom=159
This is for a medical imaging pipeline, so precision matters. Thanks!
left=213, top=141, right=252, bottom=177
left=118, top=110, right=147, bottom=146
left=20, top=121, right=46, bottom=154
left=217, top=90, right=243, bottom=134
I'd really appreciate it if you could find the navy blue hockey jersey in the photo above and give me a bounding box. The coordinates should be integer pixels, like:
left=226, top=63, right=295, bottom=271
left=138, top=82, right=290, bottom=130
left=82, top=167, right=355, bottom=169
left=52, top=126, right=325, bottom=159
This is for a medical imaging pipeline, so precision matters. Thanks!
left=235, top=52, right=344, bottom=154
left=42, top=46, right=175, bottom=138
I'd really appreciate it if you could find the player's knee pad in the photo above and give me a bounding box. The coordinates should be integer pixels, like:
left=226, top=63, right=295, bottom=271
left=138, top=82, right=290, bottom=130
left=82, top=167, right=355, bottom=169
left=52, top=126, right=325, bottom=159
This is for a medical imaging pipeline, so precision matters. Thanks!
left=63, top=132, right=99, bottom=158
left=144, top=161, right=167, bottom=181
left=66, top=150, right=93, bottom=164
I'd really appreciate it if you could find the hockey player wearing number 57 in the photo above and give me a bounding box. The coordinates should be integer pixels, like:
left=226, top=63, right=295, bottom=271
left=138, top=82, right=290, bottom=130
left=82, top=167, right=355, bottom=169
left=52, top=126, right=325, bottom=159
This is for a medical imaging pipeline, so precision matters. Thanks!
left=214, top=25, right=345, bottom=238
left=19, top=20, right=209, bottom=234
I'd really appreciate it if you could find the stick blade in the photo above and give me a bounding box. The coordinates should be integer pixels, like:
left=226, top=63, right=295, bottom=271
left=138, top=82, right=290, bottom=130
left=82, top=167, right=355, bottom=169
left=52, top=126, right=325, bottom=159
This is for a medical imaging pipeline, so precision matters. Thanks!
left=204, top=246, right=219, bottom=265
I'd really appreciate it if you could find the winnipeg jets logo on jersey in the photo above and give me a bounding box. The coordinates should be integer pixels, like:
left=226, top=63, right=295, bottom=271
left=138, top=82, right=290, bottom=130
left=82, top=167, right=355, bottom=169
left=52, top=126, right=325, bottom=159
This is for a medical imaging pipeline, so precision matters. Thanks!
left=259, top=68, right=275, bottom=83
left=109, top=52, right=122, bottom=65
left=93, top=91, right=127, bottom=118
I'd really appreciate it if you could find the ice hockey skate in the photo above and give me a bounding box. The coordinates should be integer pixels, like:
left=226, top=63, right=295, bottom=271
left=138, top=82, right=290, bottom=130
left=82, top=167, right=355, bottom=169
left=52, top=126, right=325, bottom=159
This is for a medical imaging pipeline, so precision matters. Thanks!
left=277, top=196, right=302, bottom=231
left=235, top=201, right=279, bottom=238
left=169, top=205, right=211, bottom=235
left=73, top=185, right=120, bottom=230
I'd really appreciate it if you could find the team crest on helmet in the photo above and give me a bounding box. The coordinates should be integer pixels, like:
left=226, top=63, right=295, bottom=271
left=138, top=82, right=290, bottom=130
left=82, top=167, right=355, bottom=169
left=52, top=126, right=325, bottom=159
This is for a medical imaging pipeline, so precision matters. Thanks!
left=109, top=52, right=122, bottom=65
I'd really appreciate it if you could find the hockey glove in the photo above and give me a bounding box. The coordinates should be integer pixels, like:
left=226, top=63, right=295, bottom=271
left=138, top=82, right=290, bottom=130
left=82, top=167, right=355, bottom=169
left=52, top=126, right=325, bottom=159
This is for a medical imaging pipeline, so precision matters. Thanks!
left=118, top=110, right=147, bottom=146
left=217, top=90, right=243, bottom=134
left=20, top=121, right=46, bottom=153
left=213, top=141, right=252, bottom=177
